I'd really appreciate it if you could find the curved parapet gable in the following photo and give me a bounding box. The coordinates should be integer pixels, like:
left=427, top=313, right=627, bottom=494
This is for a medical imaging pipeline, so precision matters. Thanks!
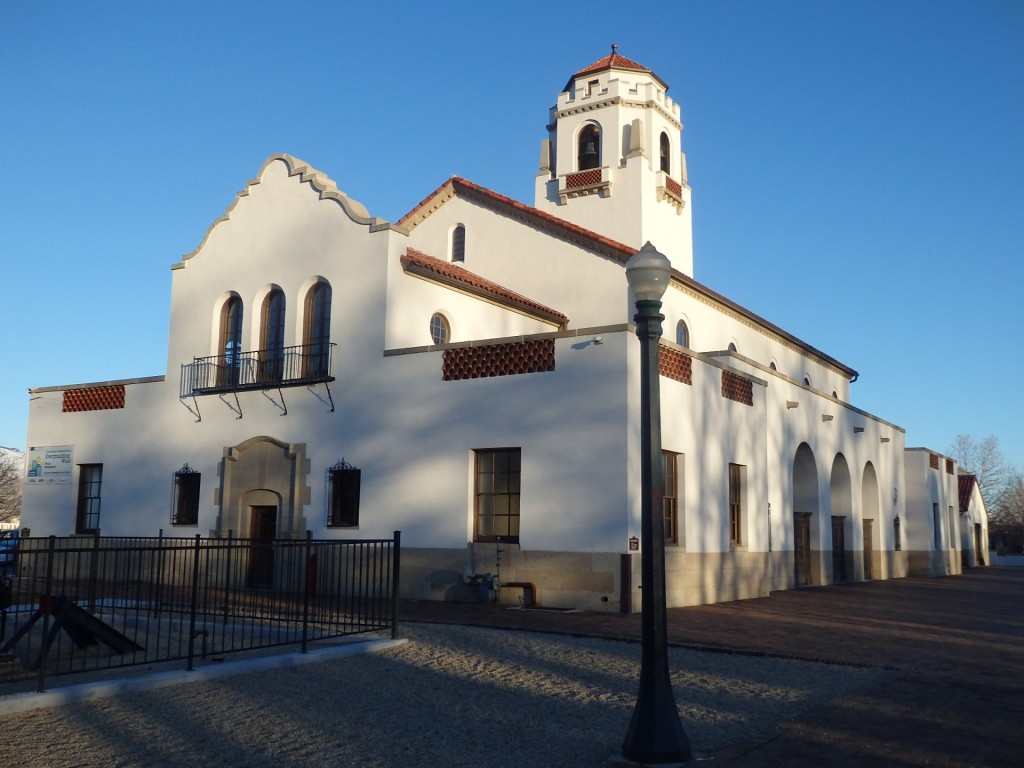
left=174, top=153, right=392, bottom=267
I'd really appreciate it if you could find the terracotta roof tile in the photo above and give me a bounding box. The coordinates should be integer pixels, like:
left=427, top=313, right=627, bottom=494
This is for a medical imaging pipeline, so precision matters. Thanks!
left=397, top=178, right=857, bottom=378
left=401, top=248, right=568, bottom=327
left=571, top=46, right=668, bottom=90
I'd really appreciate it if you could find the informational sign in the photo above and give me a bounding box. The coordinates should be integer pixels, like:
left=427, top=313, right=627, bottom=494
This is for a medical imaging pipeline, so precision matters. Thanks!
left=25, top=445, right=74, bottom=485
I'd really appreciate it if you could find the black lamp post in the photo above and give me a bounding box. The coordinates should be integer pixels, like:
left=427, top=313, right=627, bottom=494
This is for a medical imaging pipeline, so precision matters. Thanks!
left=621, top=242, right=692, bottom=765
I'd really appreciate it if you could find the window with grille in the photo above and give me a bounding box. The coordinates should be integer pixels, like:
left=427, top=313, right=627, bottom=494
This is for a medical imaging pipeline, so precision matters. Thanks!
left=76, top=464, right=103, bottom=534
left=474, top=448, right=521, bottom=543
left=328, top=460, right=361, bottom=528
left=172, top=465, right=201, bottom=526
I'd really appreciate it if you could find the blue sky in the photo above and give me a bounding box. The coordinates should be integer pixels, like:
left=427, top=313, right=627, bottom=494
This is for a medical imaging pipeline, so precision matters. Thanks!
left=1, top=1, right=1022, bottom=471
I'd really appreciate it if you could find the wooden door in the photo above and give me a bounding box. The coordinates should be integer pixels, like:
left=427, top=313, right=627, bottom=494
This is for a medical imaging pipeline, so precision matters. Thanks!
left=832, top=516, right=847, bottom=583
left=863, top=519, right=874, bottom=580
left=794, top=513, right=811, bottom=586
left=247, top=505, right=277, bottom=589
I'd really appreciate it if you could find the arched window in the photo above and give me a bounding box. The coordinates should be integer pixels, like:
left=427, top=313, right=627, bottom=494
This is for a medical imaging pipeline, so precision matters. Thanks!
left=659, top=132, right=671, bottom=174
left=578, top=124, right=600, bottom=170
left=451, top=225, right=466, bottom=263
left=430, top=313, right=450, bottom=345
left=303, top=282, right=332, bottom=379
left=219, top=294, right=243, bottom=386
left=675, top=320, right=688, bottom=347
left=728, top=342, right=738, bottom=353
left=769, top=361, right=778, bottom=371
left=260, top=288, right=286, bottom=382
left=803, top=375, right=811, bottom=386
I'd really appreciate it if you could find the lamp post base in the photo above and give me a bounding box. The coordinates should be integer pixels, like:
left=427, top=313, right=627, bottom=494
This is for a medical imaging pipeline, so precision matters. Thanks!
left=607, top=753, right=689, bottom=767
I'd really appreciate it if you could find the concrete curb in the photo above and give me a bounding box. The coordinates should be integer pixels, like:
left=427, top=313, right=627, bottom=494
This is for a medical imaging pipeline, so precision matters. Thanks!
left=0, top=637, right=407, bottom=715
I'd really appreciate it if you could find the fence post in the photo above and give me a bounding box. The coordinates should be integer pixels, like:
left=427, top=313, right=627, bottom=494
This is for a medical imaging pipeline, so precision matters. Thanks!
left=391, top=531, right=401, bottom=640
left=35, top=535, right=57, bottom=693
left=186, top=534, right=202, bottom=671
left=87, top=532, right=101, bottom=613
left=301, top=531, right=312, bottom=654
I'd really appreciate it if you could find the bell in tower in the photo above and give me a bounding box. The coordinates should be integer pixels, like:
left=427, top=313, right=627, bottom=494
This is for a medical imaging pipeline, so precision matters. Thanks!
left=534, top=47, right=695, bottom=277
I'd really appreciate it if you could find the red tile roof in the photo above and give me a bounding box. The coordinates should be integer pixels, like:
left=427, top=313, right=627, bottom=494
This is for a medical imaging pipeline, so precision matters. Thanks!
left=401, top=248, right=568, bottom=328
left=397, top=178, right=858, bottom=378
left=571, top=46, right=668, bottom=90
left=958, top=473, right=978, bottom=512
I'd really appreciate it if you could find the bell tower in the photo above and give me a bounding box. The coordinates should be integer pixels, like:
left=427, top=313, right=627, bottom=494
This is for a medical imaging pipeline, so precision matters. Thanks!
left=534, top=47, right=694, bottom=276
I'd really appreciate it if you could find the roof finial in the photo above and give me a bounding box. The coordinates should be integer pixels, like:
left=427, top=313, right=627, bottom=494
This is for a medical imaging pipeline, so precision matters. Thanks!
left=611, top=43, right=618, bottom=56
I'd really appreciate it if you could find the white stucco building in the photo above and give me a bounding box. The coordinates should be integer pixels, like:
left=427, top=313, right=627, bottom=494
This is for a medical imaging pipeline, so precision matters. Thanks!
left=21, top=50, right=985, bottom=610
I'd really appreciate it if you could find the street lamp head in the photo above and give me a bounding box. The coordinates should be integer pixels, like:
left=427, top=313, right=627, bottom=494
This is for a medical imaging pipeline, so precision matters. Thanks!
left=625, top=242, right=672, bottom=304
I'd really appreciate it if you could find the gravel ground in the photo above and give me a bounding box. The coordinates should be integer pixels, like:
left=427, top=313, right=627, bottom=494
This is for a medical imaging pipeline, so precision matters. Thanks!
left=4, top=623, right=886, bottom=767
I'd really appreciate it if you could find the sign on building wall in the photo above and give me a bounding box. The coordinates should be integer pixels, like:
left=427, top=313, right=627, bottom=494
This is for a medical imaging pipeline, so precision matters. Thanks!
left=25, top=445, right=73, bottom=485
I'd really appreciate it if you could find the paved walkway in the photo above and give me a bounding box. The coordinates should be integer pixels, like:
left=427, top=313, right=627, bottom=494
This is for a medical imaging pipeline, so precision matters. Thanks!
left=400, top=567, right=1024, bottom=767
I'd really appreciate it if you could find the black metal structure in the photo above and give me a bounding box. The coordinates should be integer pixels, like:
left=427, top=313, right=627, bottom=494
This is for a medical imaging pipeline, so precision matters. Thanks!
left=0, top=531, right=400, bottom=692
left=621, top=271, right=692, bottom=763
left=179, top=342, right=336, bottom=420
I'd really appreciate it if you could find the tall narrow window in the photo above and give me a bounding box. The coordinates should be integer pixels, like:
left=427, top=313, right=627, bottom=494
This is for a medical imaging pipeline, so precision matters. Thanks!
left=662, top=451, right=681, bottom=545
left=451, top=225, right=466, bottom=263
left=728, top=463, right=744, bottom=546
left=304, top=281, right=332, bottom=378
left=578, top=124, right=600, bottom=170
left=328, top=459, right=361, bottom=528
left=659, top=132, right=671, bottom=174
left=430, top=313, right=450, bottom=345
left=76, top=464, right=103, bottom=534
left=172, top=464, right=201, bottom=526
left=675, top=320, right=688, bottom=348
left=474, top=448, right=521, bottom=543
left=260, top=288, right=286, bottom=383
left=219, top=294, right=243, bottom=387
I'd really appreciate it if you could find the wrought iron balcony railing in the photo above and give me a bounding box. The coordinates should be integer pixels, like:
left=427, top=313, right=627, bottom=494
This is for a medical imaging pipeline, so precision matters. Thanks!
left=180, top=343, right=336, bottom=398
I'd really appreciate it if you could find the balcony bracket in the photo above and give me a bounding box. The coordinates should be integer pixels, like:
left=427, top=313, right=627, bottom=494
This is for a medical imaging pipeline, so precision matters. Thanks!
left=218, top=391, right=243, bottom=419
left=308, top=381, right=335, bottom=413
left=179, top=395, right=202, bottom=423
left=261, top=387, right=288, bottom=416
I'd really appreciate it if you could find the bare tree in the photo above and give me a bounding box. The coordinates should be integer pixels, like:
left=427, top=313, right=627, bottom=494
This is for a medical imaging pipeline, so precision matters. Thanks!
left=991, top=473, right=1024, bottom=554
left=0, top=452, right=23, bottom=523
left=948, top=434, right=1011, bottom=509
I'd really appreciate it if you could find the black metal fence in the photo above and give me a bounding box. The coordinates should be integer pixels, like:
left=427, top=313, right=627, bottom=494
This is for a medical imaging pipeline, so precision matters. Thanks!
left=0, top=531, right=400, bottom=692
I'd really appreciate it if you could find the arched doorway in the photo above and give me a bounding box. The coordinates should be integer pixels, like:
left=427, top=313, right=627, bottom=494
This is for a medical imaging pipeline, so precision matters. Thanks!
left=861, top=463, right=881, bottom=579
left=830, top=454, right=853, bottom=583
left=793, top=443, right=819, bottom=586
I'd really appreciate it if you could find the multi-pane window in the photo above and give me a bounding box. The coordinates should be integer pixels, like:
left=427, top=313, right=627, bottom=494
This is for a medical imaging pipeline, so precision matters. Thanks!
left=219, top=294, right=243, bottom=387
left=328, top=460, right=361, bottom=528
left=304, top=282, right=332, bottom=378
left=474, top=448, right=521, bottom=543
left=76, top=464, right=103, bottom=534
left=728, top=463, right=744, bottom=546
left=675, top=320, right=688, bottom=348
left=172, top=464, right=201, bottom=526
left=430, top=313, right=450, bottom=345
left=260, top=288, right=286, bottom=383
left=662, top=451, right=681, bottom=545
